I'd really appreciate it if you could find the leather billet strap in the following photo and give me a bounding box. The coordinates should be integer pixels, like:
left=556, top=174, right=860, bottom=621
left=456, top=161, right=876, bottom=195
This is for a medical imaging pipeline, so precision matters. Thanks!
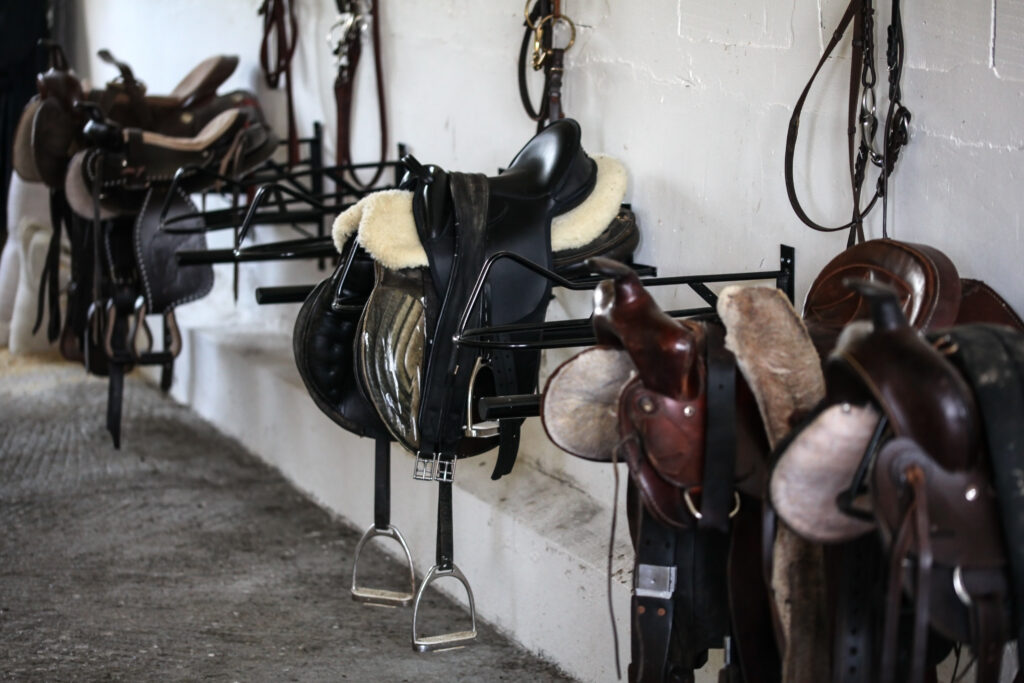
left=259, top=0, right=299, bottom=165
left=333, top=0, right=388, bottom=189
left=832, top=535, right=884, bottom=683
left=698, top=322, right=736, bottom=532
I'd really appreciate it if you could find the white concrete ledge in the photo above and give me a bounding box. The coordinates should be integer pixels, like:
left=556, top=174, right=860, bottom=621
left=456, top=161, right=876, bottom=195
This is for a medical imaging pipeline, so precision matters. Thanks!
left=144, top=322, right=640, bottom=682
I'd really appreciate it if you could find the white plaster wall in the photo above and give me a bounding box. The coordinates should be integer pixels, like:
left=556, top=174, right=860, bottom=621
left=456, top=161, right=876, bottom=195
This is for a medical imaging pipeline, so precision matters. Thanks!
left=71, top=0, right=1024, bottom=679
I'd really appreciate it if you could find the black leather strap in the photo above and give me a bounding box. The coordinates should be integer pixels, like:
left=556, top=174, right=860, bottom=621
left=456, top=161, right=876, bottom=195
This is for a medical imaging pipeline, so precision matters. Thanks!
left=436, top=480, right=454, bottom=570
left=416, top=173, right=490, bottom=461
left=631, top=501, right=679, bottom=683
left=107, top=361, right=124, bottom=449
left=699, top=322, right=736, bottom=532
left=833, top=535, right=884, bottom=683
left=34, top=188, right=66, bottom=342
left=373, top=437, right=390, bottom=530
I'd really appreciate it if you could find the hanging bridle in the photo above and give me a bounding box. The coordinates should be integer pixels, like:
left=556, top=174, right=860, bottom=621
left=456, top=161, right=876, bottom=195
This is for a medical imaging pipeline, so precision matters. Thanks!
left=784, top=0, right=911, bottom=246
left=328, top=0, right=388, bottom=190
left=258, top=0, right=300, bottom=166
left=518, top=0, right=576, bottom=132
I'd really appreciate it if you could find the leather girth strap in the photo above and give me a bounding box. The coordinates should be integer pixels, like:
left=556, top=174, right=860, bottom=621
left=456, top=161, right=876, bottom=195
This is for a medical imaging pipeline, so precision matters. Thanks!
left=415, top=173, right=489, bottom=470
left=259, top=0, right=300, bottom=165
left=333, top=0, right=388, bottom=189
left=698, top=322, right=736, bottom=532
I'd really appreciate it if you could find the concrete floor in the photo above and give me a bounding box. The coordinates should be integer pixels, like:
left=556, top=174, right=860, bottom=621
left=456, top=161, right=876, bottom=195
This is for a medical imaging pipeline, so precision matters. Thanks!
left=0, top=352, right=574, bottom=682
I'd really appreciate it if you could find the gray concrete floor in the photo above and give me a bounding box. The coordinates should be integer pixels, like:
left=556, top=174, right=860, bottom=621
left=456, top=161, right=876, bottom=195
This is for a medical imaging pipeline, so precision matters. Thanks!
left=0, top=352, right=575, bottom=682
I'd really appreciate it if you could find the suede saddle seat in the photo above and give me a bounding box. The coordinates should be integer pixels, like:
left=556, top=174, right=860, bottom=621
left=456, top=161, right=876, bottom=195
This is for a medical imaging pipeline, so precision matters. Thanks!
left=64, top=106, right=277, bottom=220
left=294, top=120, right=638, bottom=475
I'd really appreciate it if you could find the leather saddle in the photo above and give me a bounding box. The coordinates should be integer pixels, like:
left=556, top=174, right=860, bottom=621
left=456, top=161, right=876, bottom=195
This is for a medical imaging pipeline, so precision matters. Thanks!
left=294, top=119, right=639, bottom=479
left=820, top=281, right=1021, bottom=683
left=543, top=258, right=769, bottom=529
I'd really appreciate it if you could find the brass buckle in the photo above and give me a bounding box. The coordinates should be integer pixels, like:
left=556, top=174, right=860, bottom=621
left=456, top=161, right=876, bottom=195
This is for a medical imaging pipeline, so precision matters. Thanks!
left=411, top=563, right=477, bottom=652
left=351, top=524, right=416, bottom=607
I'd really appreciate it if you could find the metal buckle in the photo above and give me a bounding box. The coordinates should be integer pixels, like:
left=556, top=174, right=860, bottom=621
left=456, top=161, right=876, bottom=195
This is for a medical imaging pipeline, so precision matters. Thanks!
left=413, top=454, right=456, bottom=483
left=682, top=489, right=741, bottom=520
left=634, top=563, right=677, bottom=600
left=411, top=563, right=477, bottom=652
left=464, top=357, right=500, bottom=438
left=414, top=453, right=438, bottom=481
left=350, top=524, right=416, bottom=607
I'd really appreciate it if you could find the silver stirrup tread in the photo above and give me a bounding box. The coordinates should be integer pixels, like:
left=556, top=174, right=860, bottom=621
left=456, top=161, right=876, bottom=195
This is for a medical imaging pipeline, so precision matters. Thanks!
left=350, top=524, right=416, bottom=607
left=411, top=563, right=478, bottom=652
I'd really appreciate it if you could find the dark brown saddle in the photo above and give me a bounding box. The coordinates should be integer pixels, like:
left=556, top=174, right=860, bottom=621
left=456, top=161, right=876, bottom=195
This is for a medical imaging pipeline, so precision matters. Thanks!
left=820, top=280, right=1021, bottom=683
left=540, top=257, right=783, bottom=682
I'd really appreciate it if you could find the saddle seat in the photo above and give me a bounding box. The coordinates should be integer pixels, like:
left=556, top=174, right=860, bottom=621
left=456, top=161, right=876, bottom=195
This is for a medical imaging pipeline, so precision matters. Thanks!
left=64, top=106, right=277, bottom=220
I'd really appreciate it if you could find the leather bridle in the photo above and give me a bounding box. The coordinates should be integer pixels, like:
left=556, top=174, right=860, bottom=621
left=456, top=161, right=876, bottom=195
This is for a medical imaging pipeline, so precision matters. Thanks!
left=330, top=0, right=388, bottom=190
left=519, top=0, right=575, bottom=133
left=259, top=0, right=299, bottom=165
left=784, top=0, right=910, bottom=246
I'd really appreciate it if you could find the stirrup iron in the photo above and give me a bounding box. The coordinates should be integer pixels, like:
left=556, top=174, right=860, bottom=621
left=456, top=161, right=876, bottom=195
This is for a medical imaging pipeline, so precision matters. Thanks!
left=411, top=563, right=478, bottom=652
left=350, top=523, right=416, bottom=607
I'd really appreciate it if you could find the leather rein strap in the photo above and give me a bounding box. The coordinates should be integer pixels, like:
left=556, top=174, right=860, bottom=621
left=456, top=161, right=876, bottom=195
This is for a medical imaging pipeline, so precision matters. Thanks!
left=332, top=0, right=388, bottom=189
left=784, top=0, right=910, bottom=246
left=259, top=0, right=300, bottom=165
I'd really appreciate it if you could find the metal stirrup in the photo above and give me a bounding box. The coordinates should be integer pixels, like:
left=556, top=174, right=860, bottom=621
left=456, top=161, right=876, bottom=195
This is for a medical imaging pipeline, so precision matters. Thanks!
left=350, top=524, right=416, bottom=607
left=411, top=563, right=478, bottom=652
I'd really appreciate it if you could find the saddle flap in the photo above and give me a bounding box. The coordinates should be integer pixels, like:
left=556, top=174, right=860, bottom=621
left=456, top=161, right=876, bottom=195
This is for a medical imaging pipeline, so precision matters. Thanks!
left=133, top=186, right=213, bottom=314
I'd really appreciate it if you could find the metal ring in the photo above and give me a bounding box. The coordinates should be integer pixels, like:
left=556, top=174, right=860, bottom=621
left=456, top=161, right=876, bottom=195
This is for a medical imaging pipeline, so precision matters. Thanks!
left=535, top=13, right=576, bottom=52
left=683, top=489, right=741, bottom=520
left=952, top=566, right=972, bottom=607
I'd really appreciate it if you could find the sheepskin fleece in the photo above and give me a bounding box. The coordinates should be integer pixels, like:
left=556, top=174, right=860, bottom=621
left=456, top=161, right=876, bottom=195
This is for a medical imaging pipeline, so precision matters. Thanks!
left=330, top=155, right=627, bottom=269
left=717, top=285, right=829, bottom=683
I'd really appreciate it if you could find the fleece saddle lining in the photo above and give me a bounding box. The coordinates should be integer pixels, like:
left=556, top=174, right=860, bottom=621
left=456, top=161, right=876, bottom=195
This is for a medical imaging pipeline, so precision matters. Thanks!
left=330, top=154, right=628, bottom=270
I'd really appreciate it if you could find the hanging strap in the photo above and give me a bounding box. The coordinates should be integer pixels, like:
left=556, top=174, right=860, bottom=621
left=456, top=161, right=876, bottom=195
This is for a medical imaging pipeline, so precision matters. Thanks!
left=33, top=189, right=68, bottom=342
left=259, top=0, right=300, bottom=165
left=373, top=436, right=391, bottom=530
left=333, top=0, right=388, bottom=189
left=784, top=0, right=873, bottom=246
left=698, top=323, right=736, bottom=532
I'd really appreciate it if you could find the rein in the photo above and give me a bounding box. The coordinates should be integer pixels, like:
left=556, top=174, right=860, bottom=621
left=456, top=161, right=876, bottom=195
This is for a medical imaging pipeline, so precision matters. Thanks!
left=784, top=0, right=910, bottom=246
left=259, top=0, right=300, bottom=165
left=330, top=0, right=388, bottom=189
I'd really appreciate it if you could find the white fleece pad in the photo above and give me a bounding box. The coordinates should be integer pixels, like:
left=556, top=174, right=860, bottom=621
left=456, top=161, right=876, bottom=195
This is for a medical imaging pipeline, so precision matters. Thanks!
left=331, top=155, right=628, bottom=269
